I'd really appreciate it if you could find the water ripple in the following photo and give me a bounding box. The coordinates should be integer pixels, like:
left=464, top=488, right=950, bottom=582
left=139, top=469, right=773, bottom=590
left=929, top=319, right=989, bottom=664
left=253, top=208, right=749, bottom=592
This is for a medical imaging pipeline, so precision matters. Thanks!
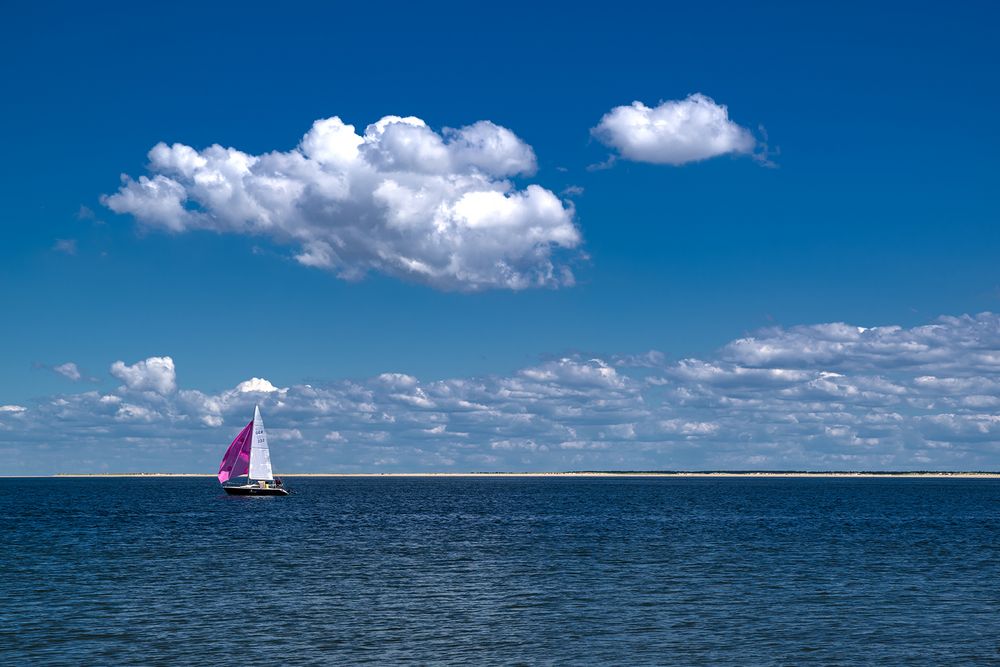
left=3, top=477, right=1000, bottom=664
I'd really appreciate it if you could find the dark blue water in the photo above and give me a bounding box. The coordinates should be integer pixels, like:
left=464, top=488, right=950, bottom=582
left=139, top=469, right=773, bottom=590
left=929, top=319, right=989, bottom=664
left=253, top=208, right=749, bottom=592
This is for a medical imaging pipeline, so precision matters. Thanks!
left=3, top=477, right=1000, bottom=664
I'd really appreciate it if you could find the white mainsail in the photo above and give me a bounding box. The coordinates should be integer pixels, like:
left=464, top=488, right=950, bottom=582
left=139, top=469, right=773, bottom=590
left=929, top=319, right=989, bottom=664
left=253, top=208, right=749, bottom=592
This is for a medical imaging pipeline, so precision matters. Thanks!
left=248, top=404, right=274, bottom=481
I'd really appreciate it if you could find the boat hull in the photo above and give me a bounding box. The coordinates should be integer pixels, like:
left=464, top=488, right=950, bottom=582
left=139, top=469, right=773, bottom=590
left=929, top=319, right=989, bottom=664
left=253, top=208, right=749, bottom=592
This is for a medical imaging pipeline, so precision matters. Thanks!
left=223, top=484, right=290, bottom=496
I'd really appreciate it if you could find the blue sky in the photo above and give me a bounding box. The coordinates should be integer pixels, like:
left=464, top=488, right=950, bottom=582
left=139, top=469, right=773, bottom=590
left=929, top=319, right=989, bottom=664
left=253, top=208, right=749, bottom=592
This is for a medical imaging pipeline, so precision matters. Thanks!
left=2, top=1, right=999, bottom=472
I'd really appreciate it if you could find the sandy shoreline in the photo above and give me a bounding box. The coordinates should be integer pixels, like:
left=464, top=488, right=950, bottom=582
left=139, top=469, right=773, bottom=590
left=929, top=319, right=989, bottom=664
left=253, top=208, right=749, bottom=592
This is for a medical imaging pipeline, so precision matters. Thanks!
left=13, top=471, right=1000, bottom=479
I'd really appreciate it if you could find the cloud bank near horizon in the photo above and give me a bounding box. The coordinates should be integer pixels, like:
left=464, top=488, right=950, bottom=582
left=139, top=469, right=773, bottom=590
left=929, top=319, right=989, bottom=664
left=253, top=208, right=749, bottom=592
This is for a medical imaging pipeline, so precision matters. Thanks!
left=593, top=94, right=756, bottom=165
left=4, top=313, right=1000, bottom=474
left=104, top=115, right=581, bottom=292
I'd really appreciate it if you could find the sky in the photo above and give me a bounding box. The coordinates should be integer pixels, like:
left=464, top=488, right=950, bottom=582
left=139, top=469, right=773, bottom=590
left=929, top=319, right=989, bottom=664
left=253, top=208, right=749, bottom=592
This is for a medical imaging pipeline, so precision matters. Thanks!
left=1, top=0, right=999, bottom=473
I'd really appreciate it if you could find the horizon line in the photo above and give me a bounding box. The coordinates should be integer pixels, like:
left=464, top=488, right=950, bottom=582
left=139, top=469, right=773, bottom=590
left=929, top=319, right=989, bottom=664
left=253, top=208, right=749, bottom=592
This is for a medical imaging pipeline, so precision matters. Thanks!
left=4, top=470, right=1000, bottom=479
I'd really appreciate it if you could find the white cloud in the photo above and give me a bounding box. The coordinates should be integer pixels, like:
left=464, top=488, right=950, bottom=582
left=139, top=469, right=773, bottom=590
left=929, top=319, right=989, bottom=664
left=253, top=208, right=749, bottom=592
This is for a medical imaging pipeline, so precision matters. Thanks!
left=592, top=94, right=756, bottom=165
left=52, top=239, right=77, bottom=255
left=110, top=356, right=176, bottom=394
left=6, top=313, right=1000, bottom=474
left=517, top=357, right=624, bottom=389
left=115, top=403, right=158, bottom=422
left=103, top=115, right=581, bottom=292
left=236, top=377, right=279, bottom=393
left=53, top=362, right=82, bottom=381
left=721, top=313, right=1000, bottom=374
left=270, top=428, right=303, bottom=441
left=659, top=419, right=720, bottom=437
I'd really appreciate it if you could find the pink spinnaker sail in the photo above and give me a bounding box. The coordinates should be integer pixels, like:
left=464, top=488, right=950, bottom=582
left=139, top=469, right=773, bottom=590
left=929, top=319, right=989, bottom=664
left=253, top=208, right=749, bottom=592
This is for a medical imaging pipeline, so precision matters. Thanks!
left=218, top=419, right=253, bottom=484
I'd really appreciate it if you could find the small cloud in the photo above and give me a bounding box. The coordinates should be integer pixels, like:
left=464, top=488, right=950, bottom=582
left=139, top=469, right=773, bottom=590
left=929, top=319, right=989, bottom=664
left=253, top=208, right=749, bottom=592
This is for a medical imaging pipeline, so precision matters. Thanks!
left=751, top=124, right=779, bottom=168
left=586, top=155, right=617, bottom=172
left=592, top=94, right=756, bottom=166
left=53, top=362, right=82, bottom=381
left=271, top=428, right=303, bottom=441
left=53, top=239, right=77, bottom=255
left=110, top=356, right=176, bottom=394
left=560, top=185, right=585, bottom=197
left=612, top=350, right=666, bottom=368
left=236, top=377, right=280, bottom=393
left=115, top=403, right=158, bottom=422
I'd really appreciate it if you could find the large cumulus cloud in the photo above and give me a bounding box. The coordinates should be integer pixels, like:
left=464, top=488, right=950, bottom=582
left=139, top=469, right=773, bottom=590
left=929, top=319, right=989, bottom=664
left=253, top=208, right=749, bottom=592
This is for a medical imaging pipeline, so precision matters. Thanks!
left=4, top=313, right=1000, bottom=474
left=103, top=115, right=581, bottom=291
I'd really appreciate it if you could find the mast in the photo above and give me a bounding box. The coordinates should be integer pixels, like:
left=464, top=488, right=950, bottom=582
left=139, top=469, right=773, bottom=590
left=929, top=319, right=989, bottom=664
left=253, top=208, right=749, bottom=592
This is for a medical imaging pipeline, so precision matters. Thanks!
left=248, top=405, right=255, bottom=486
left=248, top=404, right=274, bottom=483
left=246, top=407, right=252, bottom=486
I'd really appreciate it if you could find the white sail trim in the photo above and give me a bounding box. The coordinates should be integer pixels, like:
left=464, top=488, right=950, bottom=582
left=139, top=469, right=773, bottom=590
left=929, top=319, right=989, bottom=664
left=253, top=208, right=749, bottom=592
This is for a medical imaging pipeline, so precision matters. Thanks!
left=248, top=405, right=274, bottom=481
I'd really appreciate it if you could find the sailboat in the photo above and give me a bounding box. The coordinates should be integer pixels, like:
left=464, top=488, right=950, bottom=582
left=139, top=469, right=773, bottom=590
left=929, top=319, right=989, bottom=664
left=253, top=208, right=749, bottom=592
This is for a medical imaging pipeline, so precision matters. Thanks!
left=218, top=405, right=289, bottom=496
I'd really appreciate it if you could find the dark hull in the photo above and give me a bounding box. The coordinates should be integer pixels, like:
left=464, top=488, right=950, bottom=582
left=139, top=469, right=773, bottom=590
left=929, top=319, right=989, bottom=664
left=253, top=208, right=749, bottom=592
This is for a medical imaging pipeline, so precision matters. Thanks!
left=223, top=485, right=290, bottom=496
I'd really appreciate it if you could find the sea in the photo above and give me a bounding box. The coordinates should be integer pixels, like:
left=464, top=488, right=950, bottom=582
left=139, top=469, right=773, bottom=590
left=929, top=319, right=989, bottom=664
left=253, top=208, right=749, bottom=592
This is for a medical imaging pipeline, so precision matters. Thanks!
left=3, top=476, right=999, bottom=665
